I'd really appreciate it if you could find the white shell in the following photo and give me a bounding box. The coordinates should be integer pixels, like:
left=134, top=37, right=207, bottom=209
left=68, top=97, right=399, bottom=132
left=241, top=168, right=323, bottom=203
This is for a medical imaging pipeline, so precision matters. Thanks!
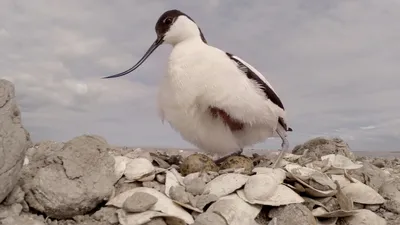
left=312, top=207, right=359, bottom=218
left=116, top=210, right=185, bottom=225
left=251, top=168, right=287, bottom=182
left=340, top=209, right=386, bottom=225
left=165, top=170, right=180, bottom=198
left=286, top=165, right=337, bottom=197
left=207, top=193, right=262, bottom=225
left=203, top=173, right=249, bottom=197
left=113, top=156, right=129, bottom=180
left=321, top=154, right=363, bottom=170
left=106, top=187, right=194, bottom=224
left=124, top=158, right=155, bottom=181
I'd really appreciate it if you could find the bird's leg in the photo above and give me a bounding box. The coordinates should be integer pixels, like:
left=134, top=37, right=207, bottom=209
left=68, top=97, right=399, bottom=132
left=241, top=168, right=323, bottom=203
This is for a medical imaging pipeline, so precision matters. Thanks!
left=214, top=148, right=243, bottom=165
left=271, top=129, right=289, bottom=169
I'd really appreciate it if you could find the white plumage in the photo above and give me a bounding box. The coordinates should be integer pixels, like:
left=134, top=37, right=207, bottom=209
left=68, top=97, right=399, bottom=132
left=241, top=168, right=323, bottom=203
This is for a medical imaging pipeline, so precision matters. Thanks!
left=103, top=9, right=292, bottom=167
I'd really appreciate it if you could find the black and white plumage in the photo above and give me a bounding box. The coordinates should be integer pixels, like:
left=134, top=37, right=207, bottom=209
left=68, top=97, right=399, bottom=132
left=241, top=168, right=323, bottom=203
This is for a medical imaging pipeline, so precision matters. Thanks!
left=103, top=9, right=293, bottom=167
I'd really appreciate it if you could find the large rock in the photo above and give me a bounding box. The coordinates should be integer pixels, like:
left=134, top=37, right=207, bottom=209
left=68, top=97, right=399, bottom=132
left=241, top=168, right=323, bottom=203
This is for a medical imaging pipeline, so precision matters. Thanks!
left=22, top=135, right=117, bottom=219
left=292, top=137, right=356, bottom=160
left=0, top=79, right=32, bottom=203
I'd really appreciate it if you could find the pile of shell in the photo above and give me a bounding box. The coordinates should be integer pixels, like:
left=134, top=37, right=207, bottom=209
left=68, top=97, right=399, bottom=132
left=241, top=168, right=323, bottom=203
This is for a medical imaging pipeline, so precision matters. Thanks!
left=107, top=142, right=389, bottom=225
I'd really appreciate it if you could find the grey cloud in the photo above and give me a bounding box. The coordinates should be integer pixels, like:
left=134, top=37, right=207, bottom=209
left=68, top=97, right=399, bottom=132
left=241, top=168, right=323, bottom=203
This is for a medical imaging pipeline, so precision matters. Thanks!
left=1, top=0, right=399, bottom=151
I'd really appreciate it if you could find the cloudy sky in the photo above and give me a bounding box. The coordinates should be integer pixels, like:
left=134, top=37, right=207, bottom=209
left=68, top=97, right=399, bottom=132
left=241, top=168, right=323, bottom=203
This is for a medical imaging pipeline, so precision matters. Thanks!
left=1, top=0, right=399, bottom=151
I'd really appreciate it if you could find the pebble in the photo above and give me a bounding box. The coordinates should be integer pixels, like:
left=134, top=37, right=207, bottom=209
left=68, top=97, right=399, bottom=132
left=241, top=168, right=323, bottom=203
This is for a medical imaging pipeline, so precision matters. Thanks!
left=122, top=192, right=158, bottom=213
left=156, top=174, right=166, bottom=184
left=169, top=186, right=190, bottom=204
left=185, top=178, right=206, bottom=195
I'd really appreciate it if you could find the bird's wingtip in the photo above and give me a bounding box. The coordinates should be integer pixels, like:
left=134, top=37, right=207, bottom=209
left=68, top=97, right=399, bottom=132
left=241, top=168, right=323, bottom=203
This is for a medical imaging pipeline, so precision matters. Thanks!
left=288, top=127, right=293, bottom=132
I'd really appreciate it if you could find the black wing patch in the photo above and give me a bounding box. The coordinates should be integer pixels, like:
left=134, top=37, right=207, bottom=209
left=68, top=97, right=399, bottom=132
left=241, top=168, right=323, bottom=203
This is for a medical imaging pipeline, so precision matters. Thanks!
left=226, top=52, right=284, bottom=110
left=226, top=52, right=293, bottom=132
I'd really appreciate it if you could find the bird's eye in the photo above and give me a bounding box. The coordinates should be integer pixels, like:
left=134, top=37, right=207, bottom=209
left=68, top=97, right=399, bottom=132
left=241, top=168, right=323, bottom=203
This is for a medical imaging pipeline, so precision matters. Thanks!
left=163, top=17, right=173, bottom=25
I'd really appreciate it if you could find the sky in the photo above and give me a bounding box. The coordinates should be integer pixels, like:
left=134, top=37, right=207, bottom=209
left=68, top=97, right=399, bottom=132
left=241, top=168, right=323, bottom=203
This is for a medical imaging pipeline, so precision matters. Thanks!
left=1, top=0, right=399, bottom=151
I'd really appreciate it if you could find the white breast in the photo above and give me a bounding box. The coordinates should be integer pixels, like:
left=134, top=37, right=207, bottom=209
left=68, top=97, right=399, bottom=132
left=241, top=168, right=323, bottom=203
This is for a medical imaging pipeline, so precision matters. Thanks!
left=157, top=39, right=282, bottom=154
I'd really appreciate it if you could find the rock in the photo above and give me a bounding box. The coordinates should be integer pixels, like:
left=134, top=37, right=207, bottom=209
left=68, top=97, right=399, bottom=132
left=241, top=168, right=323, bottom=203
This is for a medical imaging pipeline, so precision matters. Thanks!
left=0, top=213, right=45, bottom=225
left=349, top=162, right=389, bottom=191
left=156, top=174, right=166, bottom=184
left=379, top=180, right=400, bottom=214
left=372, top=158, right=386, bottom=168
left=0, top=203, right=23, bottom=219
left=268, top=203, right=317, bottom=225
left=142, top=181, right=165, bottom=193
left=292, top=137, right=355, bottom=160
left=195, top=194, right=218, bottom=210
left=169, top=185, right=190, bottom=204
left=23, top=135, right=116, bottom=219
left=144, top=218, right=167, bottom=225
left=91, top=206, right=119, bottom=224
left=122, top=192, right=158, bottom=213
left=2, top=185, right=25, bottom=205
left=114, top=178, right=142, bottom=196
left=180, top=153, right=219, bottom=176
left=185, top=178, right=206, bottom=195
left=219, top=155, right=254, bottom=173
left=192, top=212, right=227, bottom=225
left=0, top=79, right=32, bottom=203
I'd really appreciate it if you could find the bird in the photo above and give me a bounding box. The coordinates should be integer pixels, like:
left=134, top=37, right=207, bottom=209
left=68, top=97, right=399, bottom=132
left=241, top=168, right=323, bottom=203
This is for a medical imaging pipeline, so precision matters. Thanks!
left=102, top=9, right=293, bottom=168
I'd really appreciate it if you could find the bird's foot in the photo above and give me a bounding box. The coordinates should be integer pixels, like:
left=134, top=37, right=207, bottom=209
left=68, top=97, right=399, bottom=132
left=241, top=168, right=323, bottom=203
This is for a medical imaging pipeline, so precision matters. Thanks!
left=214, top=149, right=243, bottom=165
left=271, top=129, right=289, bottom=169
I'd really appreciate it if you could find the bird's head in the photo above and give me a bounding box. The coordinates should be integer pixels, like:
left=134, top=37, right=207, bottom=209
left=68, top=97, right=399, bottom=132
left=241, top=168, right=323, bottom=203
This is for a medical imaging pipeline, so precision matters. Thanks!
left=103, top=9, right=207, bottom=79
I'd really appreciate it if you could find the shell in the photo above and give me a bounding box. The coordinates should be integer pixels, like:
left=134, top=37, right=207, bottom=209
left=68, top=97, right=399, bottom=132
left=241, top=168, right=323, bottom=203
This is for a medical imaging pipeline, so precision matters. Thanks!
left=113, top=156, right=129, bottom=180
left=106, top=187, right=194, bottom=224
left=285, top=165, right=337, bottom=197
left=340, top=209, right=386, bottom=225
left=321, top=154, right=363, bottom=170
left=331, top=174, right=385, bottom=205
left=251, top=167, right=287, bottom=182
left=206, top=193, right=262, bottom=225
left=165, top=170, right=181, bottom=198
left=312, top=207, right=359, bottom=218
left=124, top=158, right=155, bottom=182
left=316, top=217, right=338, bottom=225
left=116, top=209, right=185, bottom=225
left=203, top=173, right=249, bottom=197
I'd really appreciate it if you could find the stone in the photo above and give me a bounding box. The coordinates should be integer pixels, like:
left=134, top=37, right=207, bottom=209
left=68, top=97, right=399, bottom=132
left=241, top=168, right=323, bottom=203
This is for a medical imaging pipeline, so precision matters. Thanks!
left=192, top=212, right=227, bottom=225
left=23, top=135, right=116, bottom=219
left=349, top=162, right=389, bottom=191
left=292, top=137, right=355, bottom=160
left=180, top=153, right=219, bottom=176
left=156, top=174, right=166, bottom=184
left=2, top=185, right=25, bottom=206
left=0, top=79, right=32, bottom=203
left=91, top=206, right=119, bottom=224
left=122, top=192, right=158, bottom=213
left=185, top=178, right=206, bottom=195
left=169, top=185, right=190, bottom=204
left=379, top=180, right=400, bottom=214
left=0, top=213, right=45, bottom=225
left=144, top=218, right=167, bottom=225
left=268, top=203, right=317, bottom=225
left=0, top=203, right=23, bottom=219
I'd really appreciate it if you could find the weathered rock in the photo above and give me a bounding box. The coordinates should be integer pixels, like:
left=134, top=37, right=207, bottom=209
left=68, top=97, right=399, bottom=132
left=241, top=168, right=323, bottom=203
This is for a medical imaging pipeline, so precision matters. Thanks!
left=185, top=178, right=206, bottom=196
left=292, top=137, right=355, bottom=160
left=122, top=192, right=158, bottom=213
left=0, top=203, right=23, bottom=219
left=0, top=79, right=32, bottom=203
left=379, top=180, right=400, bottom=214
left=180, top=153, right=219, bottom=176
left=349, top=162, right=389, bottom=191
left=169, top=185, right=190, bottom=204
left=0, top=213, right=45, bottom=225
left=91, top=206, right=119, bottom=224
left=2, top=185, right=25, bottom=206
left=23, top=135, right=116, bottom=219
left=268, top=203, right=317, bottom=225
left=192, top=212, right=227, bottom=225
